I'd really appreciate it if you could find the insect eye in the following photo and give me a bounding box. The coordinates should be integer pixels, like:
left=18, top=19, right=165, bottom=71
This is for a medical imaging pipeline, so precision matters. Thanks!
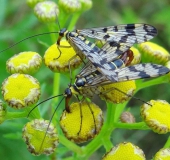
left=59, top=28, right=67, bottom=36
left=65, top=88, right=72, bottom=97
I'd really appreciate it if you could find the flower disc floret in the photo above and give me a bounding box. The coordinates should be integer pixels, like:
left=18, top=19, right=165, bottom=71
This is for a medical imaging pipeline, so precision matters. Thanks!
left=6, top=51, right=42, bottom=74
left=1, top=74, right=40, bottom=109
left=44, top=41, right=82, bottom=72
left=59, top=0, right=81, bottom=13
left=22, top=119, right=58, bottom=155
left=34, top=1, right=59, bottom=22
left=141, top=100, right=170, bottom=134
left=102, top=142, right=145, bottom=160
left=99, top=81, right=136, bottom=103
left=153, top=148, right=170, bottom=160
left=60, top=102, right=103, bottom=143
left=138, top=42, right=170, bottom=65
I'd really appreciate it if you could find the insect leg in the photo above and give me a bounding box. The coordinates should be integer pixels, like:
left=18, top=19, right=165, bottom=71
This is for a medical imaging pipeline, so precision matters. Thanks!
left=86, top=100, right=97, bottom=134
left=54, top=43, right=72, bottom=60
left=75, top=95, right=83, bottom=135
left=100, top=85, right=152, bottom=106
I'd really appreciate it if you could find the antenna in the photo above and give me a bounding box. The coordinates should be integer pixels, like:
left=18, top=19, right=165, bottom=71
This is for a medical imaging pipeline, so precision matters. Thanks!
left=0, top=31, right=59, bottom=54
left=27, top=93, right=64, bottom=118
left=39, top=96, right=65, bottom=152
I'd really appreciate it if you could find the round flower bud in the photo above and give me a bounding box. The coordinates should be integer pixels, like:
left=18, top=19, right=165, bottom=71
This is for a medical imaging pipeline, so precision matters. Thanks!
left=153, top=148, right=170, bottom=160
left=59, top=0, right=81, bottom=13
left=60, top=102, right=103, bottom=143
left=120, top=111, right=136, bottom=123
left=130, top=47, right=141, bottom=65
left=22, top=119, right=58, bottom=155
left=27, top=0, right=45, bottom=8
left=1, top=74, right=40, bottom=109
left=141, top=100, right=170, bottom=134
left=99, top=81, right=136, bottom=104
left=138, top=42, right=170, bottom=65
left=6, top=51, right=42, bottom=74
left=0, top=100, right=6, bottom=124
left=79, top=0, right=93, bottom=11
left=102, top=142, right=145, bottom=160
left=44, top=41, right=83, bottom=73
left=34, top=1, right=59, bottom=23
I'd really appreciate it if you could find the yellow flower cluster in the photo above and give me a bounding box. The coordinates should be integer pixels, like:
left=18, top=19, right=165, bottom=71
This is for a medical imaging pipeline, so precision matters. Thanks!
left=154, top=148, right=170, bottom=160
left=6, top=51, right=42, bottom=74
left=141, top=100, right=170, bottom=134
left=60, top=102, right=103, bottom=143
left=138, top=42, right=170, bottom=65
left=44, top=41, right=83, bottom=72
left=99, top=80, right=136, bottom=103
left=22, top=119, right=58, bottom=155
left=102, top=142, right=145, bottom=160
left=1, top=74, right=40, bottom=109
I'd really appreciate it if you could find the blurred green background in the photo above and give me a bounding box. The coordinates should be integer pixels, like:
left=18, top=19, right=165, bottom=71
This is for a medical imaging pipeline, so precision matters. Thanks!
left=0, top=0, right=170, bottom=159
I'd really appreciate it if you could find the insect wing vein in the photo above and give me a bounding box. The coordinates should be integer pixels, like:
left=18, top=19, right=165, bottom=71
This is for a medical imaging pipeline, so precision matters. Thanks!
left=77, top=24, right=157, bottom=43
left=115, top=63, right=170, bottom=81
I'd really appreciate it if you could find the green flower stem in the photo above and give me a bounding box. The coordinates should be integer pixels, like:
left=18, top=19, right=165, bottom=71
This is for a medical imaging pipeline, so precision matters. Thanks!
left=113, top=122, right=150, bottom=130
left=47, top=23, right=58, bottom=43
left=50, top=73, right=61, bottom=126
left=59, top=134, right=82, bottom=154
left=5, top=111, right=28, bottom=120
left=58, top=9, right=70, bottom=28
left=102, top=136, right=113, bottom=152
left=136, top=75, right=169, bottom=91
left=67, top=11, right=82, bottom=31
left=164, top=136, right=170, bottom=148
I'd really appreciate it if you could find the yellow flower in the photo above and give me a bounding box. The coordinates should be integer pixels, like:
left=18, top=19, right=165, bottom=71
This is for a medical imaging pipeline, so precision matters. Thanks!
left=22, top=119, right=58, bottom=155
left=153, top=148, right=170, bottom=160
left=6, top=51, right=42, bottom=74
left=120, top=111, right=136, bottom=123
left=130, top=47, right=141, bottom=65
left=60, top=102, right=103, bottom=143
left=102, top=142, right=145, bottom=160
left=99, top=80, right=136, bottom=103
left=44, top=41, right=83, bottom=72
left=138, top=42, right=170, bottom=65
left=34, top=1, right=59, bottom=22
left=141, top=100, right=170, bottom=134
left=1, top=74, right=40, bottom=109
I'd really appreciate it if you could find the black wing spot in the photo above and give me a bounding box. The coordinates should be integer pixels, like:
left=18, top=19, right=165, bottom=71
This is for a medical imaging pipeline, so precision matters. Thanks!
left=103, top=34, right=110, bottom=40
left=103, top=28, right=107, bottom=33
left=126, top=24, right=135, bottom=29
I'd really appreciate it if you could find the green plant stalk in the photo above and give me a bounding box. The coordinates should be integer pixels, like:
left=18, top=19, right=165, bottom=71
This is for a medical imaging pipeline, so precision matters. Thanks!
left=59, top=134, right=82, bottom=154
left=5, top=111, right=28, bottom=119
left=67, top=11, right=83, bottom=31
left=136, top=75, right=169, bottom=91
left=164, top=136, right=170, bottom=148
left=113, top=122, right=150, bottom=130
